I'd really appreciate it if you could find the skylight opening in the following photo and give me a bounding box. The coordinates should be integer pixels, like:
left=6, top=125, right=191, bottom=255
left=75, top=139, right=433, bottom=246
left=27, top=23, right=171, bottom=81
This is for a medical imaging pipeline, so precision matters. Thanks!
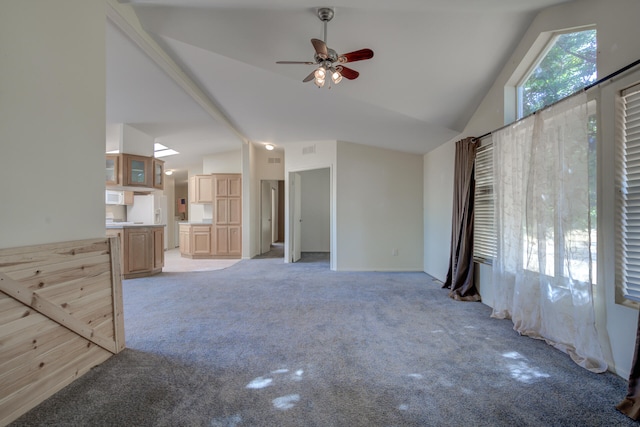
left=154, top=142, right=179, bottom=158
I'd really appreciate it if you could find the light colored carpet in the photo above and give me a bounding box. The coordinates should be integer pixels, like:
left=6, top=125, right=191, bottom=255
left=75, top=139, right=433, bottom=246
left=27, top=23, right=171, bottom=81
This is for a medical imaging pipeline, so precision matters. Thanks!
left=10, top=250, right=635, bottom=426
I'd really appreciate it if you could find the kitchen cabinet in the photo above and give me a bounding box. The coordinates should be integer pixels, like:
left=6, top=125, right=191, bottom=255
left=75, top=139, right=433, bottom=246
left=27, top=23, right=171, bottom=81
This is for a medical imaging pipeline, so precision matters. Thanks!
left=179, top=224, right=214, bottom=259
left=214, top=174, right=241, bottom=198
left=125, top=227, right=152, bottom=275
left=213, top=174, right=242, bottom=256
left=192, top=225, right=212, bottom=255
left=153, top=159, right=164, bottom=190
left=153, top=227, right=164, bottom=270
left=106, top=155, right=119, bottom=186
left=179, top=224, right=191, bottom=256
left=181, top=173, right=242, bottom=259
left=107, top=225, right=164, bottom=279
left=213, top=225, right=242, bottom=256
left=188, top=175, right=214, bottom=204
left=106, top=154, right=157, bottom=188
left=122, top=154, right=151, bottom=187
left=179, top=222, right=240, bottom=259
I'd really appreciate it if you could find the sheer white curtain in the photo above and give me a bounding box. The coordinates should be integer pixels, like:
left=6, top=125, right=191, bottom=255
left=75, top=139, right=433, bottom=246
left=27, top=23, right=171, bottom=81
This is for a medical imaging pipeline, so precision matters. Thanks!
left=491, top=92, right=606, bottom=372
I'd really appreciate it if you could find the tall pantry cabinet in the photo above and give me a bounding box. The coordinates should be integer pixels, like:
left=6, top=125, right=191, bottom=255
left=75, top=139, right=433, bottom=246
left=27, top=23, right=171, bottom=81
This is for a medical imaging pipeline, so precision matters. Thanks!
left=213, top=174, right=242, bottom=257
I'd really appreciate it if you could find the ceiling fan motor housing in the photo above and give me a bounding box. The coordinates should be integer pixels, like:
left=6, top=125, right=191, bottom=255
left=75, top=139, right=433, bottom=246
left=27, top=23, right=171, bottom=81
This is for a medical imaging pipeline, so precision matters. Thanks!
left=317, top=7, right=334, bottom=22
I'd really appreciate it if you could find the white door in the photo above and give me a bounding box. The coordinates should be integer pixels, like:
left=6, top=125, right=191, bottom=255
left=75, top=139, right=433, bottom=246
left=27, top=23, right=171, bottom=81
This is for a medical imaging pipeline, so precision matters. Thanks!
left=292, top=173, right=302, bottom=262
left=261, top=181, right=272, bottom=254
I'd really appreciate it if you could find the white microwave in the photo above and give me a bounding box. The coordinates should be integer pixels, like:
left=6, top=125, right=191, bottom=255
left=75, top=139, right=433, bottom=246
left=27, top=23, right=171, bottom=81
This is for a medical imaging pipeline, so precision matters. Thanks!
left=105, top=190, right=124, bottom=205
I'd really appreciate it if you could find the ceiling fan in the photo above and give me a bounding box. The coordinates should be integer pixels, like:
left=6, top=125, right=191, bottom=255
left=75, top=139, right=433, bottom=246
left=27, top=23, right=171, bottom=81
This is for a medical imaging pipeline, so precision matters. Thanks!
left=276, top=7, right=374, bottom=88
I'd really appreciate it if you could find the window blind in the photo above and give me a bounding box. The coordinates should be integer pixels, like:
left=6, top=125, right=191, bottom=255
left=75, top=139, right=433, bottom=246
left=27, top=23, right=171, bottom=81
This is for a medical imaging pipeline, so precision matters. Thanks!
left=474, top=139, right=495, bottom=264
left=619, top=82, right=640, bottom=302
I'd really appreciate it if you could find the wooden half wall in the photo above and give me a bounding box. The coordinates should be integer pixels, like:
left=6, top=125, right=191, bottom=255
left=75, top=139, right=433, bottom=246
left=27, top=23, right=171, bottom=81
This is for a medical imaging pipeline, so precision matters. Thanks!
left=0, top=238, right=125, bottom=425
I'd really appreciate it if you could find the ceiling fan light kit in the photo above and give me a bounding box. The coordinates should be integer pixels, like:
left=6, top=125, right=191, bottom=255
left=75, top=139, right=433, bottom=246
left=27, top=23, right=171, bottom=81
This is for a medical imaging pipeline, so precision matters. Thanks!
left=276, top=7, right=373, bottom=89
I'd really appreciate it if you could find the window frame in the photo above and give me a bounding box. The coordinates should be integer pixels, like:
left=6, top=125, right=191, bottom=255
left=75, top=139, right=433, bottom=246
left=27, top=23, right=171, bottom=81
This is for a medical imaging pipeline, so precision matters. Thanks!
left=473, top=138, right=495, bottom=265
left=513, top=26, right=597, bottom=120
left=617, top=81, right=640, bottom=304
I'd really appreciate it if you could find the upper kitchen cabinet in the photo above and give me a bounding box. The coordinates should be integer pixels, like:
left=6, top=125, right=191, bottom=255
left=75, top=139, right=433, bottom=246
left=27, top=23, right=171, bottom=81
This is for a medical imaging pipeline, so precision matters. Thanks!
left=214, top=174, right=241, bottom=198
left=189, top=175, right=214, bottom=204
left=107, top=154, right=159, bottom=189
left=106, top=155, right=120, bottom=186
left=153, top=159, right=164, bottom=190
left=122, top=154, right=151, bottom=187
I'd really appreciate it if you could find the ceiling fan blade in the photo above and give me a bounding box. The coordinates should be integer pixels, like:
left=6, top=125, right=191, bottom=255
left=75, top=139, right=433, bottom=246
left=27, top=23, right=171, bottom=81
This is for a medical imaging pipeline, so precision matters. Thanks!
left=338, top=66, right=359, bottom=80
left=276, top=61, right=315, bottom=65
left=311, top=38, right=328, bottom=59
left=338, top=48, right=374, bottom=63
left=303, top=70, right=316, bottom=83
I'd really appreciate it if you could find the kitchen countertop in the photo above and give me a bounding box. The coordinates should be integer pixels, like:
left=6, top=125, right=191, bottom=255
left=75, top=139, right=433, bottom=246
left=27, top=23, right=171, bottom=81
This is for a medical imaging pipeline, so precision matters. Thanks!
left=178, top=221, right=213, bottom=225
left=106, top=222, right=165, bottom=229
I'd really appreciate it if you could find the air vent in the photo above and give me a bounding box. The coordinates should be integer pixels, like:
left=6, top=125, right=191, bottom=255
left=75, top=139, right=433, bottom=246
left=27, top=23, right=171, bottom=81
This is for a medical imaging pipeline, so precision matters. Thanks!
left=302, top=144, right=316, bottom=155
left=267, top=157, right=281, bottom=164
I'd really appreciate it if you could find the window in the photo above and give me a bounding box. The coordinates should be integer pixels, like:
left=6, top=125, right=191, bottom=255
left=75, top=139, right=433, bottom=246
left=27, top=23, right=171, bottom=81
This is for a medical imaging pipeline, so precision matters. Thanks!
left=518, top=29, right=597, bottom=119
left=618, top=82, right=640, bottom=302
left=473, top=139, right=495, bottom=264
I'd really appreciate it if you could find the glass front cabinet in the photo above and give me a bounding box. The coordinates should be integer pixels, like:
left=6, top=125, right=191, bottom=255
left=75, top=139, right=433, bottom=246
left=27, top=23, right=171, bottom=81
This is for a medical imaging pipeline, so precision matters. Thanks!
left=106, top=154, right=162, bottom=189
left=106, top=155, right=119, bottom=186
left=153, top=159, right=164, bottom=190
left=122, top=154, right=151, bottom=187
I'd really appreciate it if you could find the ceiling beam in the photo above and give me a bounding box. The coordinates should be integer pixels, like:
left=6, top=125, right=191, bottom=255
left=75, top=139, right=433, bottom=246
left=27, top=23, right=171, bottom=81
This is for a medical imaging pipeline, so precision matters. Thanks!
left=105, top=0, right=250, bottom=146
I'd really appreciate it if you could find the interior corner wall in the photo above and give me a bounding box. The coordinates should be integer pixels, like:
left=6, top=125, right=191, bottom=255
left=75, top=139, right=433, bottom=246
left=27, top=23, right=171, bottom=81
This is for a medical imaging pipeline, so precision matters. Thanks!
left=300, top=168, right=330, bottom=252
left=0, top=1, right=106, bottom=249
left=423, top=141, right=454, bottom=281
left=243, top=142, right=257, bottom=259
left=423, top=0, right=640, bottom=378
left=164, top=175, right=176, bottom=249
left=337, top=141, right=423, bottom=271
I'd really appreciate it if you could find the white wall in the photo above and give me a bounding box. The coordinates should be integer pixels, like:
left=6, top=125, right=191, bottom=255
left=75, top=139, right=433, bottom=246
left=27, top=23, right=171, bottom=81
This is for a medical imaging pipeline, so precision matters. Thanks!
left=423, top=142, right=455, bottom=282
left=254, top=145, right=284, bottom=181
left=337, top=141, right=423, bottom=271
left=243, top=141, right=257, bottom=259
left=423, top=0, right=640, bottom=377
left=300, top=168, right=330, bottom=252
left=0, top=1, right=105, bottom=249
left=121, top=124, right=154, bottom=156
left=203, top=149, right=242, bottom=173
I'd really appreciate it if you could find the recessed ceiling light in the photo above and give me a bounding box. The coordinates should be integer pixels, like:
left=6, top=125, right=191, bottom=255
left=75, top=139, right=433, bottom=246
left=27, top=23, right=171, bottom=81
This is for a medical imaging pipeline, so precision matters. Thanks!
left=165, top=170, right=174, bottom=176
left=265, top=144, right=275, bottom=151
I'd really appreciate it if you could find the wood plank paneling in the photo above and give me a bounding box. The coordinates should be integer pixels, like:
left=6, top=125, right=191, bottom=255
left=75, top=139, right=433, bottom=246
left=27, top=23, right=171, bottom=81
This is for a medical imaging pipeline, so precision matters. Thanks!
left=0, top=238, right=123, bottom=426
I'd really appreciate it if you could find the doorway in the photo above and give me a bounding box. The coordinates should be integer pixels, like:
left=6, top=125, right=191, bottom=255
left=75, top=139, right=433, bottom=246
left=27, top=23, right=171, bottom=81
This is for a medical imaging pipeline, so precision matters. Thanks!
left=259, top=179, right=284, bottom=258
left=288, top=168, right=331, bottom=265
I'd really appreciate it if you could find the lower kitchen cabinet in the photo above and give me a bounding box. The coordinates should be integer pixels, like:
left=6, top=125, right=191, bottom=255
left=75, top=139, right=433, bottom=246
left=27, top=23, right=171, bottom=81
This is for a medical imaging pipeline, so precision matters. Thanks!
left=107, top=225, right=164, bottom=279
left=213, top=225, right=242, bottom=257
left=179, top=223, right=241, bottom=259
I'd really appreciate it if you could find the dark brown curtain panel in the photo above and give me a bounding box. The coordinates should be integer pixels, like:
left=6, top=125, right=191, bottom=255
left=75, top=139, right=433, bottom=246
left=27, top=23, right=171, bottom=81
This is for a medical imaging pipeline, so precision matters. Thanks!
left=617, top=312, right=640, bottom=419
left=443, top=137, right=481, bottom=302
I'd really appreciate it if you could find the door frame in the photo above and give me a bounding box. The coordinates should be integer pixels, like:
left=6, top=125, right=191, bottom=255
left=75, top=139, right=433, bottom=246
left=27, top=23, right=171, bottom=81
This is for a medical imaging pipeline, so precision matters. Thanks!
left=285, top=165, right=335, bottom=270
left=260, top=180, right=273, bottom=254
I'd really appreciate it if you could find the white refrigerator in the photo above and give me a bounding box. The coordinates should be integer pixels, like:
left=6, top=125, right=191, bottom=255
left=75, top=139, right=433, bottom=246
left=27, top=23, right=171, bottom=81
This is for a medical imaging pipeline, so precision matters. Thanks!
left=127, top=193, right=168, bottom=249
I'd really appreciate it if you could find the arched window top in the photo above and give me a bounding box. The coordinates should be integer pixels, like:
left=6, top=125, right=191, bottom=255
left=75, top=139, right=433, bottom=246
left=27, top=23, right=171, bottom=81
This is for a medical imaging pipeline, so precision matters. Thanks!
left=515, top=28, right=597, bottom=119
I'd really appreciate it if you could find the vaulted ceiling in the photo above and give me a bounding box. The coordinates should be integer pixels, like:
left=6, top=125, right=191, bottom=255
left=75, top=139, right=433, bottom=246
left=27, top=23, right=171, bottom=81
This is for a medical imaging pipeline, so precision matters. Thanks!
left=106, top=0, right=573, bottom=175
